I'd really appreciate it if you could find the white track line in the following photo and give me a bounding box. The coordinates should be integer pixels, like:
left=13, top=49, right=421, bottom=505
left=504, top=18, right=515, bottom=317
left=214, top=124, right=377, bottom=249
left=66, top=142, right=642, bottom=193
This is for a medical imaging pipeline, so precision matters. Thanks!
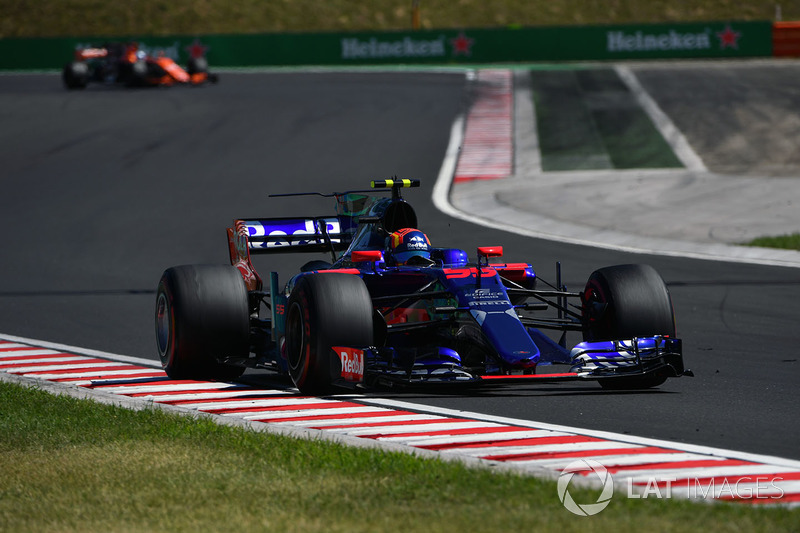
left=614, top=65, right=707, bottom=172
left=176, top=397, right=340, bottom=411
left=0, top=333, right=160, bottom=368
left=0, top=349, right=65, bottom=358
left=4, top=362, right=125, bottom=373
left=351, top=396, right=800, bottom=470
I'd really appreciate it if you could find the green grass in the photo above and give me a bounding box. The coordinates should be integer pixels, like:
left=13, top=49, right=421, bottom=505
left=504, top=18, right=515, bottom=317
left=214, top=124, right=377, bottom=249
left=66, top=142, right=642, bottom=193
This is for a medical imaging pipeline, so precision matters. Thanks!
left=531, top=69, right=684, bottom=172
left=744, top=233, right=800, bottom=251
left=1, top=380, right=797, bottom=532
left=1, top=0, right=797, bottom=39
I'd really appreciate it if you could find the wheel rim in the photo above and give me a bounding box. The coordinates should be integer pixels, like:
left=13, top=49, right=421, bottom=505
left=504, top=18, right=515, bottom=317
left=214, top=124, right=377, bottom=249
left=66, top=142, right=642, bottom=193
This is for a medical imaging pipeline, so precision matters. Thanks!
left=582, top=282, right=610, bottom=341
left=286, top=301, right=305, bottom=373
left=155, top=292, right=171, bottom=360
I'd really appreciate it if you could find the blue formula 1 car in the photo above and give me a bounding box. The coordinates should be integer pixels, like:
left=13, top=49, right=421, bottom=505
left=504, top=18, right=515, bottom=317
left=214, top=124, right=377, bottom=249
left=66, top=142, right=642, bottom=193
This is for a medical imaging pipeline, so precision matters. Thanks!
left=155, top=179, right=691, bottom=394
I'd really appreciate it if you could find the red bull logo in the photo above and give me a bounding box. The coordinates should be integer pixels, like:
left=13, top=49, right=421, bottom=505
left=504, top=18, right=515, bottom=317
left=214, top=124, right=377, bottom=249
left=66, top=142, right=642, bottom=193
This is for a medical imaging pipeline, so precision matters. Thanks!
left=335, top=347, right=364, bottom=382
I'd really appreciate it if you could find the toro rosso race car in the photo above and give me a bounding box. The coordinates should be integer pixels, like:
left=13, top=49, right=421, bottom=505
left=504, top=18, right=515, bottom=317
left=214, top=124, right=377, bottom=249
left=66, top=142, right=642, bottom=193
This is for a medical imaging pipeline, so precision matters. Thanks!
left=155, top=180, right=691, bottom=394
left=63, top=42, right=218, bottom=89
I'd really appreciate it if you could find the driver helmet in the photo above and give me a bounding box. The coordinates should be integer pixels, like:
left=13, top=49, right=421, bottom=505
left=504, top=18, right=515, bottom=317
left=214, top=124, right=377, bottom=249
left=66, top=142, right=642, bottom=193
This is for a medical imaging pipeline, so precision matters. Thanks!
left=388, top=228, right=432, bottom=265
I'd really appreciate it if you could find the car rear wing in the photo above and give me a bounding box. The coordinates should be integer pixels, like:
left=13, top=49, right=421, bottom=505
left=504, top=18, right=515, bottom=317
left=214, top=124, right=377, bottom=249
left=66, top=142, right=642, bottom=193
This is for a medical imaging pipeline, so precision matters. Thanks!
left=231, top=217, right=356, bottom=255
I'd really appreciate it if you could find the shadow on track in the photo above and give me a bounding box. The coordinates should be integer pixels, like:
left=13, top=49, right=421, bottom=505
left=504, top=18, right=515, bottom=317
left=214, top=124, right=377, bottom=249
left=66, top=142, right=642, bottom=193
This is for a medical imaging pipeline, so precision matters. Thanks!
left=0, top=289, right=155, bottom=297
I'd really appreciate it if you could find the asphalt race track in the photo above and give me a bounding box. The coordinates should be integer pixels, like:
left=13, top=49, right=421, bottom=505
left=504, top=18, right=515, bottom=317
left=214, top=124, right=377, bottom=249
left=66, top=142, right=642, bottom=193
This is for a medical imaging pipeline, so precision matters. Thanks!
left=1, top=67, right=798, bottom=461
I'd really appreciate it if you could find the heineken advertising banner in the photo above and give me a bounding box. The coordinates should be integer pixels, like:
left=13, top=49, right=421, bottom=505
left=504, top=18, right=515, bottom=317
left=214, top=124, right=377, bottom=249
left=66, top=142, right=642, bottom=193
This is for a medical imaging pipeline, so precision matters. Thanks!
left=0, top=21, right=772, bottom=70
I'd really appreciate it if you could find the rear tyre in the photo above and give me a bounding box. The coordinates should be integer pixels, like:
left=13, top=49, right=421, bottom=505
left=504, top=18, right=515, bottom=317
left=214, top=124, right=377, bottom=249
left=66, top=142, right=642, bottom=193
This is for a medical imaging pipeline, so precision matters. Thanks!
left=62, top=62, right=89, bottom=89
left=155, top=265, right=248, bottom=380
left=187, top=56, right=208, bottom=75
left=583, top=264, right=675, bottom=389
left=285, top=273, right=373, bottom=395
left=124, top=60, right=149, bottom=86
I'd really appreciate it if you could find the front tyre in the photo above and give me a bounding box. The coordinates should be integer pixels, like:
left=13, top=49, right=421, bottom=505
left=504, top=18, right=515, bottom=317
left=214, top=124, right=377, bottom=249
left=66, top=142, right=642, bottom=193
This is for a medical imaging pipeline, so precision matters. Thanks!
left=583, top=264, right=675, bottom=389
left=285, top=273, right=373, bottom=395
left=155, top=265, right=248, bottom=380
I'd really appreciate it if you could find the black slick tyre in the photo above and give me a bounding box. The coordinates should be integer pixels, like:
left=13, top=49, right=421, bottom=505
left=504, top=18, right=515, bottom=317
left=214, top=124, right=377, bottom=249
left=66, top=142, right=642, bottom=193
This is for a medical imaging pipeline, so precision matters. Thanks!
left=124, top=60, right=149, bottom=86
left=187, top=56, right=208, bottom=75
left=583, top=264, right=675, bottom=389
left=155, top=265, right=248, bottom=380
left=62, top=61, right=89, bottom=89
left=285, top=273, right=373, bottom=395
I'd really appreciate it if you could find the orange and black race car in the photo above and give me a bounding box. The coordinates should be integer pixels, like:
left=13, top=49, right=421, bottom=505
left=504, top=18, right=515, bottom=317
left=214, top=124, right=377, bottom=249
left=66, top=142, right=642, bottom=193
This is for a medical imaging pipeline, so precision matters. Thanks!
left=62, top=42, right=218, bottom=89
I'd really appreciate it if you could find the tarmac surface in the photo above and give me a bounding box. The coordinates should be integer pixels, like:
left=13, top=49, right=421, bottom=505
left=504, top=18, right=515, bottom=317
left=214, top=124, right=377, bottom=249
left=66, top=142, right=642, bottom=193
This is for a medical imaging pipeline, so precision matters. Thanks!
left=1, top=68, right=798, bottom=459
left=451, top=60, right=800, bottom=269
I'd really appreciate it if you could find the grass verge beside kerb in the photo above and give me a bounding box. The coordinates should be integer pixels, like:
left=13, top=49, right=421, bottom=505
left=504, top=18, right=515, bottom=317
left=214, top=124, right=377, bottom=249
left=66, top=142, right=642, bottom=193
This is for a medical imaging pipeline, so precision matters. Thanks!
left=0, top=381, right=797, bottom=532
left=2, top=1, right=798, bottom=39
left=745, top=233, right=800, bottom=251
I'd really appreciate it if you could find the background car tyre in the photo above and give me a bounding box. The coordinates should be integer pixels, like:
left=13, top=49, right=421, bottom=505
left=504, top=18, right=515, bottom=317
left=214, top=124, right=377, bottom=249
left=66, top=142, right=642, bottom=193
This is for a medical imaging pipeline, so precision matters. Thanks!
left=155, top=265, right=248, bottom=380
left=126, top=60, right=149, bottom=86
left=187, top=56, right=208, bottom=75
left=285, top=273, right=373, bottom=395
left=62, top=61, right=89, bottom=89
left=582, top=264, right=675, bottom=389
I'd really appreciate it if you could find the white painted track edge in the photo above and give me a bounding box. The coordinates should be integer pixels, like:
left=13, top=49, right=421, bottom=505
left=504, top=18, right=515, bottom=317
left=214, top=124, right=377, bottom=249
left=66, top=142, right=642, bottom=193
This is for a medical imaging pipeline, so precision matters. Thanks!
left=0, top=333, right=161, bottom=368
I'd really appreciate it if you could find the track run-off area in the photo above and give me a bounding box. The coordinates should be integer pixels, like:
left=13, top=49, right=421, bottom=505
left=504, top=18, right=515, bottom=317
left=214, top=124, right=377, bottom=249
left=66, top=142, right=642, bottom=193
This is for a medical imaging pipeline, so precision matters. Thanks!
left=1, top=62, right=799, bottom=508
